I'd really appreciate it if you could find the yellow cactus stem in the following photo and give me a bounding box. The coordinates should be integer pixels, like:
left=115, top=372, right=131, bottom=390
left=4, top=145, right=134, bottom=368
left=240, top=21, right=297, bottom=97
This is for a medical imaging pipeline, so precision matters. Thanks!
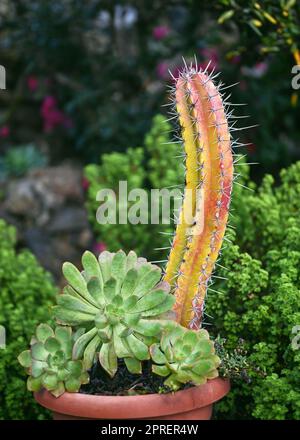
left=164, top=63, right=233, bottom=329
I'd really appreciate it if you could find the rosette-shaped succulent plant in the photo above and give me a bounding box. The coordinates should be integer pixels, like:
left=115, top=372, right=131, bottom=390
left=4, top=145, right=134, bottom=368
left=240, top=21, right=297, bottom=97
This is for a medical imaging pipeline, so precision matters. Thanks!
left=18, top=324, right=89, bottom=397
left=150, top=325, right=220, bottom=390
left=53, top=250, right=175, bottom=377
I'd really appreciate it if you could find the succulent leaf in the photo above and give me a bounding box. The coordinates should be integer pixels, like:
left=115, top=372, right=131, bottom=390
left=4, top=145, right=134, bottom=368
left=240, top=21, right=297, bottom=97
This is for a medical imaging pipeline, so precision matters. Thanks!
left=87, top=277, right=104, bottom=305
left=83, top=334, right=102, bottom=369
left=72, top=327, right=98, bottom=360
left=99, top=342, right=118, bottom=377
left=152, top=365, right=170, bottom=377
left=121, top=268, right=139, bottom=297
left=82, top=251, right=103, bottom=288
left=98, top=251, right=114, bottom=282
left=124, top=357, right=142, bottom=375
left=111, top=250, right=127, bottom=281
left=56, top=294, right=99, bottom=315
left=149, top=344, right=167, bottom=364
left=18, top=350, right=32, bottom=368
left=125, top=334, right=149, bottom=361
left=62, top=262, right=98, bottom=307
left=125, top=251, right=138, bottom=271
left=36, top=323, right=54, bottom=343
left=53, top=306, right=95, bottom=326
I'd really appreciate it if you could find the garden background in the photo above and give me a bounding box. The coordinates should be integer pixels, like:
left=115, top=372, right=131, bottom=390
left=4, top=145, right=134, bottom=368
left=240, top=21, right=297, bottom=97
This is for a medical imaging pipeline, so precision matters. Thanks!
left=0, top=0, right=299, bottom=420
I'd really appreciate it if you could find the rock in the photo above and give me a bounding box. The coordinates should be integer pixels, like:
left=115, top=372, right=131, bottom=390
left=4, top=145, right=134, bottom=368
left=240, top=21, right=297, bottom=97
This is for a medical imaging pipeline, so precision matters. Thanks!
left=48, top=207, right=89, bottom=233
left=77, top=228, right=93, bottom=248
left=4, top=179, right=40, bottom=217
left=29, top=165, right=84, bottom=202
left=23, top=228, right=58, bottom=273
left=4, top=165, right=84, bottom=222
left=2, top=164, right=94, bottom=281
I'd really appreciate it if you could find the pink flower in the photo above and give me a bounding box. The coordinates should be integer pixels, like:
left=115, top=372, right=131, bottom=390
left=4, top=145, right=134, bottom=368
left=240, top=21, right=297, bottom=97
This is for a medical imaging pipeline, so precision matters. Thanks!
left=27, top=76, right=38, bottom=92
left=40, top=95, right=73, bottom=133
left=0, top=126, right=10, bottom=138
left=253, top=62, right=268, bottom=77
left=156, top=61, right=169, bottom=80
left=93, top=242, right=107, bottom=255
left=41, top=95, right=57, bottom=112
left=152, top=25, right=170, bottom=40
left=82, top=177, right=90, bottom=191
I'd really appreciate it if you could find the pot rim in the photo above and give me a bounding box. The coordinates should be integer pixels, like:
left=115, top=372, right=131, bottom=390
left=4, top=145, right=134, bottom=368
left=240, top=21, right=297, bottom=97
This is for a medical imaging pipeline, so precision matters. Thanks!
left=34, top=377, right=230, bottom=419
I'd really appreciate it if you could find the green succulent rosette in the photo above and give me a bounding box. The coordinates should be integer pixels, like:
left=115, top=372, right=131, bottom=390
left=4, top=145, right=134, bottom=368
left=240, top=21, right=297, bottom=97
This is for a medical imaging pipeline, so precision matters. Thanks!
left=150, top=325, right=221, bottom=390
left=53, top=250, right=175, bottom=377
left=18, top=324, right=89, bottom=397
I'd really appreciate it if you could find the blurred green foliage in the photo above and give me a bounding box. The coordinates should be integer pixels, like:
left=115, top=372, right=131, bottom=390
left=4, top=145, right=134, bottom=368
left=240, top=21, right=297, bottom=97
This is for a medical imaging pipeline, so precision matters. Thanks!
left=0, top=144, right=48, bottom=180
left=216, top=0, right=300, bottom=56
left=0, top=219, right=56, bottom=419
left=0, top=0, right=299, bottom=175
left=85, top=114, right=184, bottom=259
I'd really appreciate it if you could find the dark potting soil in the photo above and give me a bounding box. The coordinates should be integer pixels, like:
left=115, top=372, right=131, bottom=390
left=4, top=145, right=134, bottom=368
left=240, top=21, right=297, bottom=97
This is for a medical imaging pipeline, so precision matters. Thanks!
left=80, top=359, right=192, bottom=396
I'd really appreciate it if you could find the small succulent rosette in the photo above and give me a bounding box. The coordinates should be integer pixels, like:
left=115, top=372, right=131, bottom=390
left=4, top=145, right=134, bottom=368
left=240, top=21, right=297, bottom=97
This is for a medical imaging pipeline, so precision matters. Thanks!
left=18, top=324, right=89, bottom=397
left=150, top=325, right=220, bottom=390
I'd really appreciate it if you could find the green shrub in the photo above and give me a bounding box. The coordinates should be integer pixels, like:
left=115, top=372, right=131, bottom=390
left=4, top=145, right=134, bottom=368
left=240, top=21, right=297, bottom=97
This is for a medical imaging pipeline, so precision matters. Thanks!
left=84, top=114, right=184, bottom=259
left=206, top=161, right=300, bottom=420
left=0, top=220, right=57, bottom=420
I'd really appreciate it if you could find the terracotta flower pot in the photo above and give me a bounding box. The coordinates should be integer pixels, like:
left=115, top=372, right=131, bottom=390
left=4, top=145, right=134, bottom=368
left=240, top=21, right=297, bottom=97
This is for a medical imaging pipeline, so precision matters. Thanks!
left=34, top=377, right=230, bottom=420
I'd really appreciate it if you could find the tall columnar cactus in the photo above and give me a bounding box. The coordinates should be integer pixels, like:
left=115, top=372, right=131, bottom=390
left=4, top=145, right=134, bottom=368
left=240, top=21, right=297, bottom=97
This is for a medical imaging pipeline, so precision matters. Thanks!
left=164, top=65, right=233, bottom=329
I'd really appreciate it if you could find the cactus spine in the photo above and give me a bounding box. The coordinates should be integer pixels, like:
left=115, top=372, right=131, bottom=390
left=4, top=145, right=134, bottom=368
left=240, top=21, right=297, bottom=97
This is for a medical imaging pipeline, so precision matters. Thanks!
left=164, top=65, right=233, bottom=330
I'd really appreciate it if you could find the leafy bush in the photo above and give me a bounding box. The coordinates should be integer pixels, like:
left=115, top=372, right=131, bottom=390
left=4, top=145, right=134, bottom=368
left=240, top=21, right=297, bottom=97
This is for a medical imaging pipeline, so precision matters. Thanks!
left=0, top=220, right=57, bottom=419
left=216, top=0, right=300, bottom=58
left=206, top=161, right=300, bottom=419
left=84, top=114, right=184, bottom=259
